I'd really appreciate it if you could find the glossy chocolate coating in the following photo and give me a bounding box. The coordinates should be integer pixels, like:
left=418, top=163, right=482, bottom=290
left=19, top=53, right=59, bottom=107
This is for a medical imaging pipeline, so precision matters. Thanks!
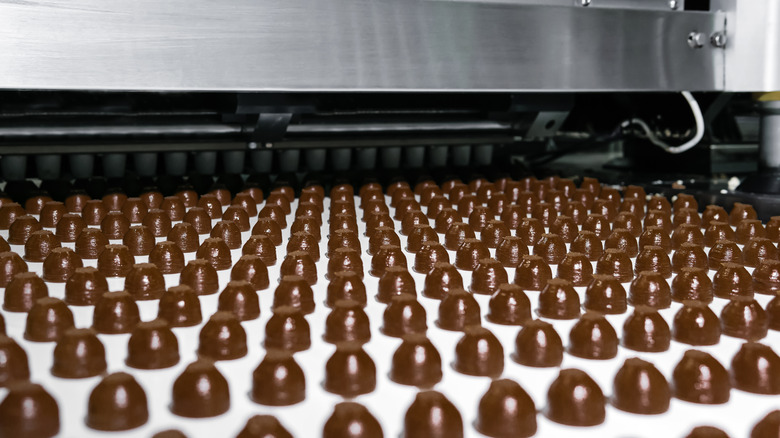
left=470, top=258, right=507, bottom=295
left=582, top=214, right=611, bottom=240
left=622, top=306, right=671, bottom=352
left=644, top=210, right=673, bottom=234
left=475, top=379, right=536, bottom=438
left=42, top=247, right=83, bottom=283
left=729, top=202, right=757, bottom=225
left=584, top=274, right=628, bottom=314
left=63, top=266, right=108, bottom=306
left=568, top=312, right=618, bottom=359
left=672, top=223, right=705, bottom=249
left=495, top=235, right=528, bottom=268
left=704, top=221, right=736, bottom=248
left=635, top=245, right=672, bottom=278
left=443, top=222, right=475, bottom=251
left=24, top=297, right=74, bottom=342
left=171, top=359, right=230, bottom=418
left=231, top=254, right=270, bottom=291
left=709, top=240, right=744, bottom=270
left=685, top=426, right=729, bottom=438
left=743, top=237, right=778, bottom=268
left=75, top=228, right=109, bottom=259
left=605, top=228, right=639, bottom=257
left=532, top=233, right=567, bottom=265
left=0, top=335, right=30, bottom=386
left=197, top=194, right=223, bottom=219
left=273, top=275, right=315, bottom=314
left=382, top=295, right=427, bottom=337
left=140, top=190, right=164, bottom=209
left=0, top=251, right=27, bottom=287
left=639, top=227, right=672, bottom=254
left=673, top=242, right=710, bottom=273
left=251, top=350, right=305, bottom=406
left=571, top=230, right=603, bottom=261
left=243, top=235, right=277, bottom=266
left=512, top=320, right=563, bottom=367
left=93, top=291, right=140, bottom=334
left=180, top=259, right=219, bottom=295
left=121, top=225, right=154, bottom=256
left=0, top=381, right=60, bottom=438
left=121, top=197, right=148, bottom=223
left=291, top=215, right=321, bottom=241
left=369, top=245, right=406, bottom=278
left=51, top=328, right=107, bottom=378
left=0, top=202, right=25, bottom=229
left=146, top=241, right=183, bottom=274
left=324, top=300, right=371, bottom=344
left=481, top=220, right=510, bottom=248
left=629, top=271, right=672, bottom=309
left=327, top=247, right=363, bottom=279
left=544, top=369, right=605, bottom=426
left=401, top=210, right=429, bottom=236
left=54, top=214, right=86, bottom=243
left=264, top=306, right=310, bottom=352
left=516, top=217, right=543, bottom=247
left=721, top=296, right=768, bottom=340
left=556, top=251, right=593, bottom=286
left=735, top=219, right=766, bottom=244
left=595, top=248, right=634, bottom=283
left=768, top=296, right=780, bottom=331
left=752, top=410, right=780, bottom=438
left=8, top=215, right=42, bottom=245
left=196, top=237, right=232, bottom=271
left=672, top=267, right=714, bottom=303
left=423, top=262, right=463, bottom=299
left=81, top=199, right=108, bottom=226
left=532, top=202, right=557, bottom=227
left=673, top=301, right=722, bottom=345
left=323, top=342, right=376, bottom=397
left=252, top=217, right=283, bottom=246
left=4, top=272, right=48, bottom=312
left=672, top=350, right=730, bottom=404
left=413, top=241, right=449, bottom=274
left=514, top=255, right=552, bottom=291
left=403, top=391, right=463, bottom=438
left=158, top=285, right=203, bottom=327
left=327, top=271, right=367, bottom=308
left=96, top=244, right=134, bottom=277
left=100, top=211, right=130, bottom=239
left=198, top=311, right=247, bottom=360
left=390, top=334, right=442, bottom=388
left=175, top=189, right=198, bottom=208
left=323, top=403, right=383, bottom=438
left=222, top=206, right=251, bottom=232
left=236, top=415, right=292, bottom=438
left=612, top=358, right=670, bottom=415
left=183, top=207, right=212, bottom=235
left=286, top=231, right=319, bottom=262
left=701, top=205, right=728, bottom=230
left=730, top=342, right=780, bottom=394
left=126, top=319, right=180, bottom=369
left=437, top=288, right=481, bottom=331
left=217, top=280, right=260, bottom=321
left=452, top=325, right=504, bottom=377
left=86, top=372, right=148, bottom=431
left=538, top=278, right=581, bottom=319
left=551, top=215, right=578, bottom=243
left=713, top=262, right=753, bottom=299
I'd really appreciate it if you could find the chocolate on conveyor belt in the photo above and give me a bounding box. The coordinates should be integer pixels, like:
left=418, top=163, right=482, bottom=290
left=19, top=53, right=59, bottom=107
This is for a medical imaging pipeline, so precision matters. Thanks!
left=0, top=175, right=778, bottom=438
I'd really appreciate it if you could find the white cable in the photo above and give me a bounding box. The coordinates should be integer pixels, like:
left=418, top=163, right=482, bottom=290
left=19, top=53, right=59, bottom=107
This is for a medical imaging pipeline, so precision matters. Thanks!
left=620, top=91, right=704, bottom=154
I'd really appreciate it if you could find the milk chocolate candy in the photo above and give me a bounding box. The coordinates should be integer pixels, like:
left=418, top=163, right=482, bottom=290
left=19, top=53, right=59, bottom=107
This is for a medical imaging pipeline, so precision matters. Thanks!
left=331, top=212, right=358, bottom=235
left=368, top=227, right=399, bottom=253
left=86, top=372, right=148, bottom=431
left=322, top=403, right=383, bottom=438
left=403, top=391, right=463, bottom=438
left=370, top=245, right=406, bottom=278
left=592, top=199, right=618, bottom=222
left=629, top=271, right=672, bottom=309
left=42, top=247, right=83, bottom=283
left=711, top=241, right=745, bottom=271
left=517, top=217, right=544, bottom=246
left=571, top=230, right=603, bottom=261
left=63, top=266, right=107, bottom=306
left=735, top=219, right=766, bottom=245
left=478, top=220, right=507, bottom=249
left=236, top=416, right=293, bottom=438
left=125, top=263, right=165, bottom=300
left=704, top=221, right=736, bottom=248
left=672, top=267, right=714, bottom=303
left=290, top=215, right=321, bottom=240
left=437, top=288, right=481, bottom=331
left=251, top=350, right=305, bottom=406
left=158, top=285, right=203, bottom=327
left=467, top=205, right=490, bottom=233
left=622, top=306, right=671, bottom=352
left=423, top=262, right=463, bottom=299
left=624, top=184, right=646, bottom=199
left=584, top=274, right=628, bottom=314
left=428, top=196, right=452, bottom=220
left=242, top=235, right=277, bottom=266
left=96, top=244, right=133, bottom=277
left=443, top=222, right=475, bottom=251
left=183, top=207, right=212, bottom=235
left=565, top=201, right=589, bottom=226
left=644, top=210, right=673, bottom=234
left=126, top=319, right=179, bottom=369
left=121, top=198, right=148, bottom=223
left=103, top=192, right=127, bottom=212
left=413, top=241, right=448, bottom=274
left=171, top=360, right=230, bottom=418
left=573, top=188, right=596, bottom=211
left=514, top=255, right=552, bottom=291
left=327, top=271, right=367, bottom=308
left=581, top=177, right=601, bottom=197
left=198, top=311, right=247, bottom=361
left=700, top=205, right=728, bottom=230
left=197, top=193, right=223, bottom=219
left=744, top=237, right=778, bottom=267
left=51, top=328, right=107, bottom=378
left=453, top=325, right=504, bottom=377
left=273, top=275, right=315, bottom=314
left=0, top=202, right=24, bottom=229
left=175, top=189, right=198, bottom=208
left=544, top=369, right=605, bottom=426
left=93, top=291, right=140, bottom=334
left=74, top=228, right=109, bottom=260
left=286, top=231, right=319, bottom=262
left=391, top=185, right=413, bottom=207
left=730, top=202, right=758, bottom=225
left=532, top=202, right=558, bottom=227
left=265, top=306, right=310, bottom=352
left=475, top=379, right=536, bottom=438
left=721, top=296, right=768, bottom=340
left=538, top=278, right=581, bottom=319
left=390, top=334, right=442, bottom=388
left=401, top=210, right=428, bottom=236
left=496, top=235, right=528, bottom=268
left=39, top=201, right=66, bottom=228
left=516, top=191, right=538, bottom=215
left=139, top=209, right=171, bottom=239
left=755, top=259, right=780, bottom=295
left=605, top=228, right=638, bottom=257
left=672, top=223, right=705, bottom=249
left=0, top=335, right=30, bottom=386
left=674, top=208, right=702, bottom=229
left=220, top=206, right=250, bottom=233
left=215, top=281, right=259, bottom=322
left=532, top=233, right=567, bottom=265
left=730, top=342, right=780, bottom=394
left=635, top=245, right=672, bottom=278
left=100, top=211, right=131, bottom=239
left=140, top=190, right=164, bottom=209
left=620, top=198, right=645, bottom=219
left=0, top=382, right=60, bottom=438
left=673, top=242, right=709, bottom=273
left=557, top=252, right=593, bottom=286
left=252, top=217, right=283, bottom=246
left=330, top=230, right=362, bottom=260
left=672, top=350, right=730, bottom=404
left=4, top=272, right=47, bottom=312
left=324, top=342, right=376, bottom=397
left=752, top=411, right=780, bottom=438
left=612, top=358, right=670, bottom=415
left=24, top=297, right=74, bottom=342
left=713, top=262, right=753, bottom=299
left=478, top=182, right=498, bottom=203
left=673, top=301, right=721, bottom=345
left=145, top=242, right=183, bottom=275
left=80, top=200, right=107, bottom=226
left=382, top=295, right=426, bottom=337
left=469, top=258, right=507, bottom=296
left=0, top=251, right=27, bottom=287
left=324, top=300, right=370, bottom=344
left=376, top=266, right=415, bottom=303
left=196, top=237, right=232, bottom=271
left=434, top=208, right=459, bottom=234
left=0, top=236, right=8, bottom=253
left=8, top=215, right=42, bottom=245
left=22, top=230, right=59, bottom=263
left=639, top=227, right=672, bottom=254
left=568, top=312, right=618, bottom=359
left=122, top=225, right=155, bottom=256
left=545, top=190, right=567, bottom=213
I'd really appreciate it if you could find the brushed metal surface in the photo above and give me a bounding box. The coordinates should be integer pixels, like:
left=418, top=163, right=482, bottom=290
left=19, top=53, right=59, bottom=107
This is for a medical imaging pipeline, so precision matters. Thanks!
left=0, top=0, right=722, bottom=92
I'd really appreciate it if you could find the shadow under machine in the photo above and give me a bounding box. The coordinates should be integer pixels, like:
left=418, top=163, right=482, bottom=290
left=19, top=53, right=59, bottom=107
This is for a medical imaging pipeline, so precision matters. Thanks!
left=0, top=0, right=778, bottom=212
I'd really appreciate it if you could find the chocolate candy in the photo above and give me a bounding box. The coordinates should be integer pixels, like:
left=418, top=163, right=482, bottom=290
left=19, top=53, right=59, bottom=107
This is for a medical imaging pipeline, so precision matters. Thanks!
left=481, top=220, right=510, bottom=248
left=126, top=319, right=180, bottom=369
left=143, top=209, right=173, bottom=237
left=622, top=306, right=671, bottom=352
left=443, top=222, right=475, bottom=251
left=744, top=237, right=778, bottom=267
left=605, top=228, right=638, bottom=257
left=171, top=360, right=230, bottom=418
left=122, top=225, right=155, bottom=256
left=54, top=213, right=86, bottom=243
left=517, top=217, right=544, bottom=246
left=629, top=271, right=672, bottom=309
left=121, top=197, right=147, bottom=223
left=709, top=240, right=743, bottom=270
left=183, top=207, right=212, bottom=234
left=273, top=275, right=315, bottom=314
left=672, top=267, right=713, bottom=303
left=0, top=382, right=60, bottom=438
left=635, top=245, right=672, bottom=278
left=74, top=228, right=109, bottom=259
left=538, top=278, right=580, bottom=319
left=158, top=285, right=203, bottom=327
left=582, top=214, right=610, bottom=240
left=24, top=230, right=60, bottom=262
left=63, top=267, right=108, bottom=306
left=685, top=426, right=729, bottom=438
left=243, top=235, right=277, bottom=266
left=82, top=200, right=108, bottom=226
left=231, top=254, right=269, bottom=291
left=470, top=258, right=507, bottom=295
left=167, top=222, right=200, bottom=254
left=24, top=297, right=74, bottom=342
left=218, top=281, right=260, bottom=321
left=124, top=263, right=165, bottom=300
left=704, top=221, right=736, bottom=247
left=673, top=301, right=722, bottom=345
left=327, top=271, right=367, bottom=307
left=730, top=202, right=757, bottom=225
left=672, top=223, right=704, bottom=249
left=389, top=334, right=442, bottom=388
left=198, top=194, right=223, bottom=219
left=583, top=275, right=627, bottom=314
left=487, top=283, right=531, bottom=325
left=93, top=291, right=140, bottom=334
left=0, top=335, right=30, bottom=386
left=453, top=325, right=504, bottom=377
left=413, top=242, right=448, bottom=274
left=180, top=259, right=219, bottom=296
left=251, top=350, right=305, bottom=406
left=8, top=215, right=42, bottom=245
left=644, top=210, right=673, bottom=234
left=237, top=415, right=292, bottom=438
left=422, top=262, right=463, bottom=299
left=568, top=312, right=618, bottom=359
left=280, top=251, right=318, bottom=285
left=557, top=251, right=594, bottom=286
left=196, top=237, right=232, bottom=270
left=382, top=295, right=427, bottom=337
left=612, top=358, right=670, bottom=415
left=752, top=411, right=780, bottom=438
left=672, top=350, right=730, bottom=404
left=514, top=255, right=552, bottom=291
left=323, top=342, right=376, bottom=397
left=713, top=262, right=753, bottom=299
left=42, top=247, right=82, bottom=283
left=571, top=230, right=603, bottom=261
left=264, top=306, right=310, bottom=352
left=721, top=296, right=768, bottom=340
left=51, top=328, right=107, bottom=378
left=325, top=300, right=371, bottom=344
left=86, top=372, right=148, bottom=431
left=639, top=227, right=671, bottom=254
left=147, top=241, right=184, bottom=274
left=475, top=379, right=536, bottom=438
left=0, top=252, right=27, bottom=287
left=437, top=289, right=481, bottom=331
left=96, top=244, right=134, bottom=277
left=512, top=320, right=563, bottom=367
left=175, top=189, right=198, bottom=208
left=222, top=206, right=251, bottom=232
left=0, top=202, right=25, bottom=229
left=252, top=218, right=283, bottom=246
left=198, top=311, right=247, bottom=360
left=369, top=245, right=406, bottom=278
left=403, top=391, right=463, bottom=438
left=100, top=211, right=130, bottom=239
left=729, top=342, right=780, bottom=394
left=550, top=215, right=578, bottom=243
left=673, top=242, right=709, bottom=273
left=4, top=272, right=47, bottom=312
left=544, top=369, right=605, bottom=426
left=323, top=402, right=383, bottom=438
left=596, top=248, right=634, bottom=283
left=495, top=235, right=528, bottom=268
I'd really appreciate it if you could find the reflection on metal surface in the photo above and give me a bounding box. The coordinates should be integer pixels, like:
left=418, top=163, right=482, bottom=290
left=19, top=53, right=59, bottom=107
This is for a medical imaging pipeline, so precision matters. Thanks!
left=0, top=0, right=722, bottom=92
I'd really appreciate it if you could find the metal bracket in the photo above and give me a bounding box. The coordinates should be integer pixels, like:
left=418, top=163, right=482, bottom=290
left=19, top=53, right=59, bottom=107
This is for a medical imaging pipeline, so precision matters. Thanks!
left=251, top=113, right=292, bottom=143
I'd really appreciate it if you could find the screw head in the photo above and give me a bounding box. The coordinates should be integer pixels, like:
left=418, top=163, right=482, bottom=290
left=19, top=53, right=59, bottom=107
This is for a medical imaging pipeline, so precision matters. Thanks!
left=669, top=0, right=678, bottom=10
left=581, top=0, right=591, bottom=6
left=710, top=31, right=727, bottom=48
left=687, top=32, right=705, bottom=49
